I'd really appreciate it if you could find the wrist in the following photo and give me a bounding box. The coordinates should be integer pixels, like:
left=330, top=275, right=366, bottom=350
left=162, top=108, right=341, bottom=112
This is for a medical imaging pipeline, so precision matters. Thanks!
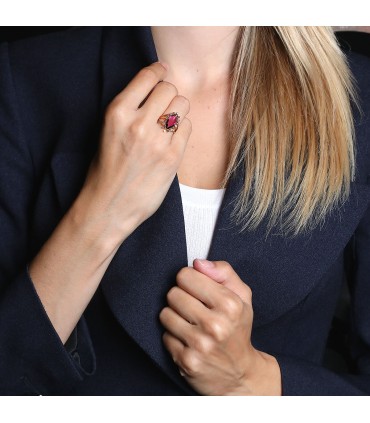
left=251, top=350, right=282, bottom=396
left=66, top=193, right=138, bottom=256
left=229, top=348, right=282, bottom=396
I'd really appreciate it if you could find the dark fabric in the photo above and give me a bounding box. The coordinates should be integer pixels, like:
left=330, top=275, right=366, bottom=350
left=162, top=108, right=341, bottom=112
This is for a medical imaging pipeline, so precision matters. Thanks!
left=336, top=31, right=370, bottom=59
left=0, top=27, right=369, bottom=395
left=0, top=27, right=71, bottom=43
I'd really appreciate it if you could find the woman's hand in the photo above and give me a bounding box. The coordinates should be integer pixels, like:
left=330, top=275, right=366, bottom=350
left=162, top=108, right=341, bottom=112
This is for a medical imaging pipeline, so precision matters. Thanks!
left=159, top=259, right=282, bottom=396
left=72, top=61, right=192, bottom=249
left=29, top=62, right=192, bottom=345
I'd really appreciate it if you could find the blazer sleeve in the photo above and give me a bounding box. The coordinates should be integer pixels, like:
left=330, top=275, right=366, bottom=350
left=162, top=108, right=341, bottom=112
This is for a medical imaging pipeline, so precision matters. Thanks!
left=0, top=42, right=96, bottom=395
left=272, top=85, right=370, bottom=396
left=272, top=196, right=370, bottom=396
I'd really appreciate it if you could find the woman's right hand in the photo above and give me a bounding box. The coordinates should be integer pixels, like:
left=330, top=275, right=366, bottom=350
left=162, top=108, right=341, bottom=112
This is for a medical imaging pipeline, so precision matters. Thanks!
left=72, top=61, right=192, bottom=248
left=28, top=62, right=191, bottom=345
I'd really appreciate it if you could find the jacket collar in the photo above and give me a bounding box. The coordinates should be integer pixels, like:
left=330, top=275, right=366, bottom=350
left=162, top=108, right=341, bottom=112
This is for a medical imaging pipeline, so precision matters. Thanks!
left=52, top=27, right=370, bottom=395
left=100, top=26, right=159, bottom=115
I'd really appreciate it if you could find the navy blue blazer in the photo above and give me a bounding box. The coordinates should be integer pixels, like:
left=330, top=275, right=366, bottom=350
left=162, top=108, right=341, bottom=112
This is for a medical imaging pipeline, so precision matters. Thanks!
left=0, top=27, right=370, bottom=396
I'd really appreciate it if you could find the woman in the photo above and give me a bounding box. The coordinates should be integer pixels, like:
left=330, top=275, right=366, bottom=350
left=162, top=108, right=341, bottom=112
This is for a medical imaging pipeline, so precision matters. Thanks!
left=0, top=26, right=369, bottom=395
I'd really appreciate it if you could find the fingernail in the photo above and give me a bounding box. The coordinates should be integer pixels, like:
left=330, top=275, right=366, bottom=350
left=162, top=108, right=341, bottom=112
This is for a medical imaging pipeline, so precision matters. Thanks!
left=197, top=259, right=215, bottom=268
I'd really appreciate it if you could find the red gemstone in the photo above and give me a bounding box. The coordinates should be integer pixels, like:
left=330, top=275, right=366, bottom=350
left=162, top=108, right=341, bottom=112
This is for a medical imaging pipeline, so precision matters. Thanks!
left=166, top=114, right=178, bottom=129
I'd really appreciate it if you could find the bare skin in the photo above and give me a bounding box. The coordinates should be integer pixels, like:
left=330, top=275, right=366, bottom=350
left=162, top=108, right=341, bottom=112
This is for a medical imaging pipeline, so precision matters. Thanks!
left=151, top=26, right=239, bottom=189
left=160, top=259, right=282, bottom=396
left=153, top=26, right=282, bottom=395
left=29, top=62, right=192, bottom=345
left=29, top=27, right=282, bottom=395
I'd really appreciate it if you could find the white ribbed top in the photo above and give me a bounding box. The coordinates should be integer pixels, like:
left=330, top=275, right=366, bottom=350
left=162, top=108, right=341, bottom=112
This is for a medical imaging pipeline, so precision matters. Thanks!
left=179, top=182, right=226, bottom=267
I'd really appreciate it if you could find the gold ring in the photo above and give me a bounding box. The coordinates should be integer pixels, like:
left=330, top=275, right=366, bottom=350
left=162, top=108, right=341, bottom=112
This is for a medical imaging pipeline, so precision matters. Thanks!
left=157, top=112, right=180, bottom=133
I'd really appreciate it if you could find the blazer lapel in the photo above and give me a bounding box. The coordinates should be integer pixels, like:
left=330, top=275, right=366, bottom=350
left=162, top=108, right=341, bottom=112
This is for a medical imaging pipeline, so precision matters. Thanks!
left=97, top=28, right=198, bottom=393
left=100, top=26, right=159, bottom=114
left=49, top=27, right=370, bottom=394
left=207, top=173, right=370, bottom=328
left=50, top=147, right=370, bottom=395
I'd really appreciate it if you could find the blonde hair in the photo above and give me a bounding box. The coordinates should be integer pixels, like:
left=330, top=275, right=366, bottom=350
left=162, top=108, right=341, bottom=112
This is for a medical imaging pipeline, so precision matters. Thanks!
left=222, top=26, right=358, bottom=237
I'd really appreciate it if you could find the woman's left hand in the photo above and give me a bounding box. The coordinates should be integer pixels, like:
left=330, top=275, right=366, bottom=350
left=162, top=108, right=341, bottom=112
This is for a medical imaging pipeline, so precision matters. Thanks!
left=159, top=259, right=282, bottom=395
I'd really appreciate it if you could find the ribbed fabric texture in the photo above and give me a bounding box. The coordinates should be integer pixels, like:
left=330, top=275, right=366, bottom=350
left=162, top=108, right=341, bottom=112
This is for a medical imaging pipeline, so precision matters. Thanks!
left=179, top=182, right=226, bottom=267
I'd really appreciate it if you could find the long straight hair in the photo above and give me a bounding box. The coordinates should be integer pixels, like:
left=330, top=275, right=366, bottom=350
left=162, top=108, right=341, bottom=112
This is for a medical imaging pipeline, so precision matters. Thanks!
left=222, top=26, right=358, bottom=237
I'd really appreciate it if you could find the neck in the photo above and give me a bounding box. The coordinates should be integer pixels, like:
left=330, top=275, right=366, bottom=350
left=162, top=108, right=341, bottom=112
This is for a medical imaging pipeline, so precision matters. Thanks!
left=150, top=26, right=239, bottom=90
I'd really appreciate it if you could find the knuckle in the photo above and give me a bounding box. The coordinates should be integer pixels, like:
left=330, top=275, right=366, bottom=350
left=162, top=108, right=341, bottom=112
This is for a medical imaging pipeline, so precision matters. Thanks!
left=128, top=119, right=147, bottom=138
left=105, top=102, right=125, bottom=124
left=222, top=295, right=243, bottom=317
left=245, top=303, right=254, bottom=320
left=158, top=80, right=178, bottom=96
left=176, top=267, right=193, bottom=287
left=181, top=350, right=200, bottom=377
left=219, top=260, right=233, bottom=275
left=245, top=284, right=252, bottom=302
left=204, top=317, right=227, bottom=341
left=158, top=307, right=166, bottom=320
left=166, top=286, right=179, bottom=304
left=151, top=140, right=166, bottom=156
left=204, top=261, right=233, bottom=286
left=138, top=66, right=157, bottom=82
left=193, top=334, right=213, bottom=354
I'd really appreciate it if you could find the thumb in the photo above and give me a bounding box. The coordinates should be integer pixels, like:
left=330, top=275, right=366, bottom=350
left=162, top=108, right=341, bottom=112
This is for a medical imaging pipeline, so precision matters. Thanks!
left=193, top=259, right=251, bottom=304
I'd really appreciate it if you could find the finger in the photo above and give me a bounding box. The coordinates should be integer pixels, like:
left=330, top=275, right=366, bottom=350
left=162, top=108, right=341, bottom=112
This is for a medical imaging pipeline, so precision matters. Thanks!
left=149, top=93, right=190, bottom=133
left=162, top=333, right=192, bottom=378
left=154, top=92, right=190, bottom=128
left=161, top=94, right=191, bottom=144
left=193, top=259, right=235, bottom=284
left=113, top=62, right=168, bottom=111
left=175, top=267, right=228, bottom=309
left=139, top=80, right=178, bottom=117
left=169, top=117, right=192, bottom=160
left=193, top=260, right=252, bottom=305
left=163, top=333, right=200, bottom=380
left=159, top=306, right=195, bottom=347
left=162, top=331, right=186, bottom=366
left=144, top=92, right=191, bottom=147
left=142, top=92, right=190, bottom=137
left=166, top=286, right=211, bottom=326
